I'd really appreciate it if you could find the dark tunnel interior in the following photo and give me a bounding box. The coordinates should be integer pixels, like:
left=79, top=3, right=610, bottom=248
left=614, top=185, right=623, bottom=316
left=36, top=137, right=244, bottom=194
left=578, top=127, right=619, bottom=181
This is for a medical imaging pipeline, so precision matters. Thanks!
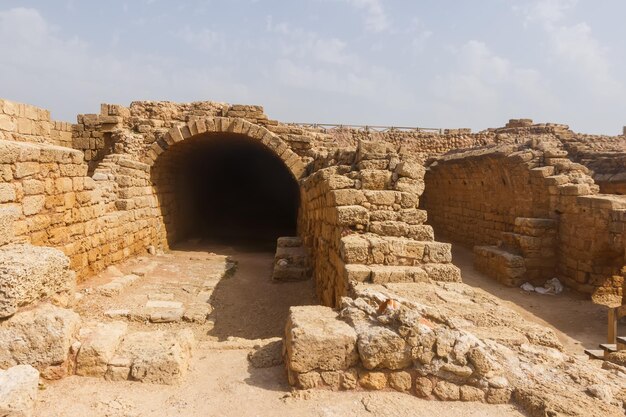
left=151, top=133, right=300, bottom=248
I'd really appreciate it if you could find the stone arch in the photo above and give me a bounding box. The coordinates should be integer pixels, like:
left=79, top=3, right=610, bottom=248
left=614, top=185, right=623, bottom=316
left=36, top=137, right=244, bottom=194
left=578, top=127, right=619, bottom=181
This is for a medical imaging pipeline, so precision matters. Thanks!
left=148, top=117, right=305, bottom=248
left=143, top=117, right=306, bottom=180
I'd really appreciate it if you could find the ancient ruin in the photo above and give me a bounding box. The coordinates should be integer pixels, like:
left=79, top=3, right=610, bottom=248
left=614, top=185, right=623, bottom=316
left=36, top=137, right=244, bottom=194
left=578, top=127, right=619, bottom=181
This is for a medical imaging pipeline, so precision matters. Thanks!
left=0, top=97, right=624, bottom=416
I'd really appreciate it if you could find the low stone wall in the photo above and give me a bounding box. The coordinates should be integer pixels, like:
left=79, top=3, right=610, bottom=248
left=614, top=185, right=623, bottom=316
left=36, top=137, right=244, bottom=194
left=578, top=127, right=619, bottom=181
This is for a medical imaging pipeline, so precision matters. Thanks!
left=0, top=99, right=72, bottom=147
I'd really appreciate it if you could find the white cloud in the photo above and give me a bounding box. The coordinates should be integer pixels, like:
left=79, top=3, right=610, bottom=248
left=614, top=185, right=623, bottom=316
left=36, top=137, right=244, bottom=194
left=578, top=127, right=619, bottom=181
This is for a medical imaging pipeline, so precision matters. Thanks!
left=266, top=17, right=357, bottom=66
left=517, top=0, right=578, bottom=25
left=175, top=26, right=220, bottom=51
left=516, top=0, right=622, bottom=97
left=341, top=0, right=389, bottom=33
left=0, top=7, right=249, bottom=120
left=431, top=40, right=557, bottom=126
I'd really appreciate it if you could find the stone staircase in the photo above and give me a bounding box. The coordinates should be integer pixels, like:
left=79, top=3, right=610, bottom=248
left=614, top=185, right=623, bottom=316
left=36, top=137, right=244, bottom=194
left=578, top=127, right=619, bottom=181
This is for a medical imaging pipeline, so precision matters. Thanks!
left=340, top=233, right=461, bottom=284
left=272, top=237, right=312, bottom=281
left=474, top=217, right=557, bottom=287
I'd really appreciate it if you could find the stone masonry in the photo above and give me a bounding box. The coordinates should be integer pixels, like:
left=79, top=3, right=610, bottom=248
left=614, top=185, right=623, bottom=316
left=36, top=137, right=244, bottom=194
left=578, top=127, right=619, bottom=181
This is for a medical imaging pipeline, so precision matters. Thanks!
left=0, top=98, right=624, bottom=413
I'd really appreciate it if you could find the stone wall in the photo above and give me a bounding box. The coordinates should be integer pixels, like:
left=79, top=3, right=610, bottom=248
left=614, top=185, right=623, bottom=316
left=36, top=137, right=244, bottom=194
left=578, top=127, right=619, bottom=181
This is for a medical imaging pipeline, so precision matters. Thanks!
left=299, top=141, right=460, bottom=307
left=0, top=99, right=72, bottom=147
left=423, top=140, right=626, bottom=301
left=0, top=138, right=158, bottom=278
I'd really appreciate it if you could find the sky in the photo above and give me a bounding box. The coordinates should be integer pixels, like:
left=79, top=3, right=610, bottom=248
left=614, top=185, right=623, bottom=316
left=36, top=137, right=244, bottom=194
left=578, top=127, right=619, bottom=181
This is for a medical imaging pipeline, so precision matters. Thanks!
left=0, top=0, right=625, bottom=134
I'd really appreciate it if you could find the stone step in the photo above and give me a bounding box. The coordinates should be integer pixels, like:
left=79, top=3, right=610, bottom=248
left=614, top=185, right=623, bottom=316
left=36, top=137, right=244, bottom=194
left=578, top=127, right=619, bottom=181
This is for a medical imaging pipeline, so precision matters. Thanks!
left=274, top=246, right=310, bottom=268
left=340, top=234, right=452, bottom=266
left=272, top=265, right=311, bottom=282
left=599, top=343, right=617, bottom=353
left=344, top=263, right=461, bottom=284
left=368, top=221, right=434, bottom=241
left=617, top=336, right=626, bottom=346
left=584, top=349, right=604, bottom=360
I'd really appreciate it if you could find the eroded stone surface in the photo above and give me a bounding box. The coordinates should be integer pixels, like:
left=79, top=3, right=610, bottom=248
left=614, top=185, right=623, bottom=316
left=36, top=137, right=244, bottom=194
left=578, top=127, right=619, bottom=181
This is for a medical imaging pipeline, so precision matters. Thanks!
left=285, top=306, right=358, bottom=373
left=0, top=365, right=39, bottom=417
left=0, top=244, right=76, bottom=318
left=0, top=304, right=80, bottom=379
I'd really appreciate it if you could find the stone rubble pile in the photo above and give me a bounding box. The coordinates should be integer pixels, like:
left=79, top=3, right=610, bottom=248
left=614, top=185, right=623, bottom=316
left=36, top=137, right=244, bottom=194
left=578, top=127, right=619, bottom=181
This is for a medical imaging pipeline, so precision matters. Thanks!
left=284, top=282, right=626, bottom=416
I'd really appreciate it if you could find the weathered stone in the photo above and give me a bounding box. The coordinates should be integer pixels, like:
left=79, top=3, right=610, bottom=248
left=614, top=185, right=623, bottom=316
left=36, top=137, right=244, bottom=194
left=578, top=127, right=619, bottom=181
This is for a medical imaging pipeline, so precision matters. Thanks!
left=486, top=388, right=512, bottom=404
left=388, top=371, right=412, bottom=392
left=358, top=371, right=387, bottom=390
left=76, top=321, right=128, bottom=377
left=0, top=244, right=76, bottom=318
left=356, top=325, right=412, bottom=370
left=116, top=329, right=195, bottom=384
left=0, top=304, right=80, bottom=378
left=0, top=365, right=39, bottom=417
left=460, top=385, right=486, bottom=402
left=433, top=380, right=460, bottom=401
left=414, top=376, right=433, bottom=397
left=285, top=306, right=358, bottom=373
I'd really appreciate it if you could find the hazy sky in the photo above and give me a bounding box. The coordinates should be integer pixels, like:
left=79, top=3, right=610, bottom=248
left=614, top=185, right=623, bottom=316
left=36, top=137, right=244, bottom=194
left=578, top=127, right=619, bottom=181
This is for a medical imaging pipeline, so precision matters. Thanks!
left=0, top=0, right=624, bottom=134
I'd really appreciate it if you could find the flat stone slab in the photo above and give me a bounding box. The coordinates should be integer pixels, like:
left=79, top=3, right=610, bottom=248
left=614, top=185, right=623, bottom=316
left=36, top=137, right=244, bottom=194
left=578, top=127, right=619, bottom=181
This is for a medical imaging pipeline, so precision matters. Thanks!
left=110, top=329, right=195, bottom=384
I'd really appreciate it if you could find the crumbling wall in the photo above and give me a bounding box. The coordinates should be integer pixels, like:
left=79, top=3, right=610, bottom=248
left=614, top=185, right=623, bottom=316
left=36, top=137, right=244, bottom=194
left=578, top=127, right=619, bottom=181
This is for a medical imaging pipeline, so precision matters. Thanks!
left=283, top=283, right=626, bottom=416
left=0, top=138, right=159, bottom=278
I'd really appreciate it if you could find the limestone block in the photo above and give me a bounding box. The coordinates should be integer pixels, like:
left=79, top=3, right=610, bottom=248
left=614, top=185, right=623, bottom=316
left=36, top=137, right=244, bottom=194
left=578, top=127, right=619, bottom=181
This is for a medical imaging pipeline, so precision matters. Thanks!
left=363, top=190, right=398, bottom=206
left=14, top=162, right=39, bottom=179
left=327, top=189, right=365, bottom=206
left=388, top=371, right=412, bottom=392
left=360, top=170, right=392, bottom=190
left=285, top=306, right=358, bottom=373
left=116, top=329, right=195, bottom=384
left=0, top=304, right=80, bottom=378
left=0, top=183, right=16, bottom=203
left=340, top=235, right=369, bottom=264
left=433, top=380, right=461, bottom=401
left=356, top=324, right=412, bottom=370
left=76, top=321, right=128, bottom=377
left=395, top=161, right=426, bottom=180
left=395, top=177, right=425, bottom=195
left=335, top=205, right=369, bottom=226
left=0, top=244, right=76, bottom=318
left=358, top=371, right=388, bottom=390
left=21, top=195, right=45, bottom=216
left=423, top=264, right=462, bottom=282
left=0, top=206, right=18, bottom=246
left=0, top=365, right=39, bottom=417
left=344, top=264, right=371, bottom=282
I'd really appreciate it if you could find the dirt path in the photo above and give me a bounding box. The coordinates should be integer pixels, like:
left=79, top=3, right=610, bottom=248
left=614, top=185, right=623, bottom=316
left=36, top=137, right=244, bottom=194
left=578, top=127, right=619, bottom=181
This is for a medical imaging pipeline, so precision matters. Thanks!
left=40, top=240, right=626, bottom=416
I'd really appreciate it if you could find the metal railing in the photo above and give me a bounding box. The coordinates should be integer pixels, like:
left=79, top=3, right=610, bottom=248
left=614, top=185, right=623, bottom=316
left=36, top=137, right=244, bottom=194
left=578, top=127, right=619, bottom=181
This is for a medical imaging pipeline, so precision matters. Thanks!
left=287, top=122, right=443, bottom=134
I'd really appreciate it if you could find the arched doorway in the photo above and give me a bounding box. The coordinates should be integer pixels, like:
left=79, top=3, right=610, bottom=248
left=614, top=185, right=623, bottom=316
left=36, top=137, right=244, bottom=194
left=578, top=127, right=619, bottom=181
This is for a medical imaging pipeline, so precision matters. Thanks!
left=151, top=131, right=301, bottom=249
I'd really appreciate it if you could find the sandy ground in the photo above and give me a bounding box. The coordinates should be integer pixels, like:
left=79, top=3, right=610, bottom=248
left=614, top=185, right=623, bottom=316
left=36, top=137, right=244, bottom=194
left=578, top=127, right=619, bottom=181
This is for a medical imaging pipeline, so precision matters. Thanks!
left=453, top=245, right=625, bottom=354
left=33, top=239, right=618, bottom=417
